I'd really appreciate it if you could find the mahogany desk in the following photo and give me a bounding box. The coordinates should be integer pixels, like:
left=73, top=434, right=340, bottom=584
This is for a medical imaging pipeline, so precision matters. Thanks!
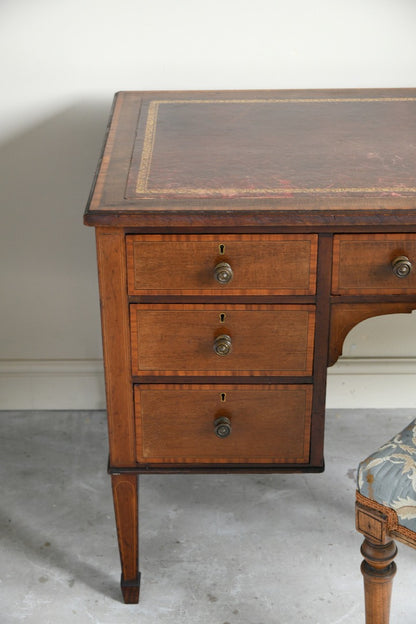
left=84, top=89, right=416, bottom=603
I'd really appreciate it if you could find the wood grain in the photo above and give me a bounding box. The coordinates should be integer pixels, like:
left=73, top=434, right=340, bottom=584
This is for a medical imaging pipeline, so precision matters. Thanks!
left=329, top=302, right=416, bottom=367
left=130, top=303, right=315, bottom=377
left=356, top=498, right=398, bottom=624
left=360, top=536, right=397, bottom=624
left=85, top=90, right=416, bottom=607
left=126, top=233, right=317, bottom=295
left=112, top=473, right=140, bottom=603
left=332, top=234, right=416, bottom=294
left=96, top=228, right=136, bottom=467
left=134, top=384, right=313, bottom=464
left=309, top=234, right=333, bottom=467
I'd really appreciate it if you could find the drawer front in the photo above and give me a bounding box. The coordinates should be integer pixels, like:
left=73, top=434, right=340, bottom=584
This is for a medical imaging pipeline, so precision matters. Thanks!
left=332, top=234, right=416, bottom=294
left=130, top=304, right=315, bottom=376
left=126, top=234, right=318, bottom=295
left=134, top=384, right=313, bottom=464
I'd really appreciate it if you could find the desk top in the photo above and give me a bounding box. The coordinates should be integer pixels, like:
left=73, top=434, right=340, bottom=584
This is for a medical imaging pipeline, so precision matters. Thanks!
left=84, top=89, right=416, bottom=229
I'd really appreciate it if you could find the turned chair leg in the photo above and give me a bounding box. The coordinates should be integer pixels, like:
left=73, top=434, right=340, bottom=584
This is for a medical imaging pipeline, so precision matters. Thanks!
left=356, top=499, right=399, bottom=624
left=360, top=537, right=397, bottom=624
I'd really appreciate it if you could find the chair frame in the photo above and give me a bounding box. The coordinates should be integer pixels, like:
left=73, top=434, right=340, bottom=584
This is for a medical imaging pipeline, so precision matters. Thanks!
left=356, top=491, right=416, bottom=624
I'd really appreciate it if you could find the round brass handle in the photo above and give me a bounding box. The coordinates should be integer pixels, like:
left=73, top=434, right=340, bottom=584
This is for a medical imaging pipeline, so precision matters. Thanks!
left=214, top=261, right=233, bottom=284
left=213, top=334, right=232, bottom=356
left=392, top=255, right=412, bottom=278
left=214, top=416, right=232, bottom=438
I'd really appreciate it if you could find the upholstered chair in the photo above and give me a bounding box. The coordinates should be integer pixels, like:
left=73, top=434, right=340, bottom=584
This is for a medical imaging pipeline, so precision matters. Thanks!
left=356, top=419, right=416, bottom=623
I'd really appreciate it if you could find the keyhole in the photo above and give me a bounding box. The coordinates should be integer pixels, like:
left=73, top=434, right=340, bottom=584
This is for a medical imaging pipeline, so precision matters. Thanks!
left=220, top=393, right=226, bottom=402
left=219, top=313, right=226, bottom=323
left=219, top=244, right=225, bottom=254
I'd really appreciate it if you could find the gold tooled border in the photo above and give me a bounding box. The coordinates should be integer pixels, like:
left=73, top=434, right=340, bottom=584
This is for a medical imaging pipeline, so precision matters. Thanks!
left=135, top=98, right=416, bottom=196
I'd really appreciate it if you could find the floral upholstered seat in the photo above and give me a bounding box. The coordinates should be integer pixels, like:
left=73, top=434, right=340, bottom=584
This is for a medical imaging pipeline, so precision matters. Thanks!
left=357, top=418, right=416, bottom=532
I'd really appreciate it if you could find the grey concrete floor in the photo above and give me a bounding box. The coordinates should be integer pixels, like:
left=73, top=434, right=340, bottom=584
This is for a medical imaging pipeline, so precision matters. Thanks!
left=0, top=409, right=415, bottom=624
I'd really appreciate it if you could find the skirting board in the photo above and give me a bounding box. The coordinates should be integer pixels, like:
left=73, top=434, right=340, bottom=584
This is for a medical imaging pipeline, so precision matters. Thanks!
left=0, top=358, right=415, bottom=410
left=0, top=360, right=106, bottom=411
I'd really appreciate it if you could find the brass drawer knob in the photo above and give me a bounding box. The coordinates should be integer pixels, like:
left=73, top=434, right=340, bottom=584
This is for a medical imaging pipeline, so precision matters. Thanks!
left=214, top=261, right=233, bottom=284
left=391, top=255, right=412, bottom=278
left=213, top=334, right=232, bottom=356
left=214, top=416, right=232, bottom=438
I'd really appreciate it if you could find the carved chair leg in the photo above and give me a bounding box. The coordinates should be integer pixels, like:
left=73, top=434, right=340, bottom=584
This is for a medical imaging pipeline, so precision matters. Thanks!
left=360, top=537, right=397, bottom=624
left=111, top=473, right=141, bottom=603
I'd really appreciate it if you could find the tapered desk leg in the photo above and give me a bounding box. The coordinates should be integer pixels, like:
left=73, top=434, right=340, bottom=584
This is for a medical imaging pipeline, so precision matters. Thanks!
left=111, top=473, right=140, bottom=603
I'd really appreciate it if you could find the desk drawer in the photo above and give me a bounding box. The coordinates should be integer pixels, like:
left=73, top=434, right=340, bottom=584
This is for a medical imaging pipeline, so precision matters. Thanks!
left=332, top=234, right=416, bottom=294
left=126, top=234, right=317, bottom=295
left=134, top=384, right=312, bottom=464
left=130, top=304, right=315, bottom=377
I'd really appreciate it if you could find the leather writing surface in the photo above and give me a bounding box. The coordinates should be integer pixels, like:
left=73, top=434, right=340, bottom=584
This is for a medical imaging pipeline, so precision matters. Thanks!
left=127, top=97, right=416, bottom=200
left=84, top=89, right=416, bottom=227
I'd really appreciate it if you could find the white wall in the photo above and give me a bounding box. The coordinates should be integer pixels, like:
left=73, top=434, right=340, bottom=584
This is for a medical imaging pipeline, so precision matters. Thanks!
left=1, top=0, right=416, bottom=409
